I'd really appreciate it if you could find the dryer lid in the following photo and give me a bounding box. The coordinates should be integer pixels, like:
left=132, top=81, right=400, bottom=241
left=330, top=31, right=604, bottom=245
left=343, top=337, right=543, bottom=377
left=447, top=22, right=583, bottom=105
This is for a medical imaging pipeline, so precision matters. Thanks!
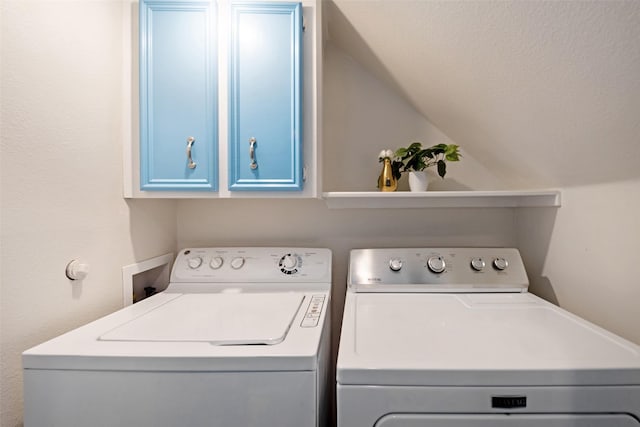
left=337, top=292, right=640, bottom=386
left=99, top=293, right=304, bottom=345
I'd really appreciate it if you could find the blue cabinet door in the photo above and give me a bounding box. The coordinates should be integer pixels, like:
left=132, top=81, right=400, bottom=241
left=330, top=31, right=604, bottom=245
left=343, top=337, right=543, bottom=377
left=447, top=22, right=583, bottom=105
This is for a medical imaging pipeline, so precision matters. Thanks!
left=140, top=0, right=217, bottom=191
left=229, top=2, right=303, bottom=191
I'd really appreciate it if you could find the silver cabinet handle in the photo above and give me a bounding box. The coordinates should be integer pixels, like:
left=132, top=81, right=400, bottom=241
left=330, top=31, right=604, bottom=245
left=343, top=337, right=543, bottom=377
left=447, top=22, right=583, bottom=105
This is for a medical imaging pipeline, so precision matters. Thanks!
left=186, top=137, right=196, bottom=169
left=249, top=137, right=258, bottom=170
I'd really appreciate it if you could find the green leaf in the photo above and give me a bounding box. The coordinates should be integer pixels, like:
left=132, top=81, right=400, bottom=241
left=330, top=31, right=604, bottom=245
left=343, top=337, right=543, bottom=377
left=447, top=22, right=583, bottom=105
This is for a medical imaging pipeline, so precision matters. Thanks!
left=408, top=142, right=423, bottom=152
left=444, top=144, right=461, bottom=161
left=421, top=148, right=434, bottom=159
left=406, top=156, right=419, bottom=171
left=437, top=159, right=447, bottom=178
left=444, top=144, right=458, bottom=154
left=391, top=160, right=403, bottom=180
left=394, top=147, right=408, bottom=158
left=432, top=147, right=446, bottom=156
left=393, top=141, right=462, bottom=175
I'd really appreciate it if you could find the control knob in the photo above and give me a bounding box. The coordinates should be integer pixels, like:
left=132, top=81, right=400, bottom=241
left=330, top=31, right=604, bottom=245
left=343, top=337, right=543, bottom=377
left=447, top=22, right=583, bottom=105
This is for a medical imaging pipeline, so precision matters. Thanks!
left=279, top=254, right=300, bottom=275
left=281, top=254, right=298, bottom=269
left=389, top=258, right=403, bottom=272
left=187, top=256, right=203, bottom=269
left=230, top=256, right=245, bottom=270
left=470, top=257, right=486, bottom=271
left=209, top=256, right=223, bottom=270
left=493, top=257, right=509, bottom=271
left=427, top=256, right=446, bottom=273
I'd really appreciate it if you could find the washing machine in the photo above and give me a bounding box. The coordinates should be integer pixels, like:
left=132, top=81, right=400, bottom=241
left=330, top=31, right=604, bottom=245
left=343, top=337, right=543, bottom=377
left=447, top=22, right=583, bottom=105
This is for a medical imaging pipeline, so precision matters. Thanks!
left=23, top=247, right=332, bottom=427
left=337, top=248, right=640, bottom=427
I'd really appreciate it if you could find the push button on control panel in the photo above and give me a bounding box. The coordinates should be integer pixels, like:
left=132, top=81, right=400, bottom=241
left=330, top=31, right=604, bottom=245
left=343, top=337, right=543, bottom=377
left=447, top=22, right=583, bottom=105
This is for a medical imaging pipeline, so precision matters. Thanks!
left=301, top=295, right=325, bottom=328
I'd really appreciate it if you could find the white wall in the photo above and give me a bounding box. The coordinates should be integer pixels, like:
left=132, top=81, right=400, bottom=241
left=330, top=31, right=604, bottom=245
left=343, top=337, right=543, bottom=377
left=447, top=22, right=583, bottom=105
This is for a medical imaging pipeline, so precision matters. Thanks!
left=517, top=179, right=640, bottom=345
left=327, top=0, right=640, bottom=189
left=323, top=44, right=505, bottom=192
left=0, top=2, right=176, bottom=426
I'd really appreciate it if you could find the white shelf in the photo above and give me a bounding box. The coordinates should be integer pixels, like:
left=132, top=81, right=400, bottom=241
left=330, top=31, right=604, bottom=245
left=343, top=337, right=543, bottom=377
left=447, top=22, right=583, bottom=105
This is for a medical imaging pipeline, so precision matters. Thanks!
left=322, top=190, right=561, bottom=209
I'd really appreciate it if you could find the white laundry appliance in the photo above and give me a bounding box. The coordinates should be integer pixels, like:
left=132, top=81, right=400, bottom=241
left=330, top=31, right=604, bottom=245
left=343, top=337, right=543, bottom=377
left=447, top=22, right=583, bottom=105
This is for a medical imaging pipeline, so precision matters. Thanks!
left=23, top=247, right=332, bottom=427
left=337, top=248, right=640, bottom=427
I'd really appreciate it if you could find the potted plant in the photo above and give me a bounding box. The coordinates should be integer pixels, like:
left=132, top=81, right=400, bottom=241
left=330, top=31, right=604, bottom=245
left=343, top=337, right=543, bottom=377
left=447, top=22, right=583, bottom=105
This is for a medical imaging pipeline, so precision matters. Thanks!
left=394, top=143, right=461, bottom=191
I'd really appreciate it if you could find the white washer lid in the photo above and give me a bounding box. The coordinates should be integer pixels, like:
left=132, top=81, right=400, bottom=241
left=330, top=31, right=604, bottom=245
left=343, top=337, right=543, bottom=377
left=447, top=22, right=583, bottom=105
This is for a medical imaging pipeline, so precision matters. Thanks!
left=337, top=292, right=640, bottom=386
left=100, top=293, right=303, bottom=345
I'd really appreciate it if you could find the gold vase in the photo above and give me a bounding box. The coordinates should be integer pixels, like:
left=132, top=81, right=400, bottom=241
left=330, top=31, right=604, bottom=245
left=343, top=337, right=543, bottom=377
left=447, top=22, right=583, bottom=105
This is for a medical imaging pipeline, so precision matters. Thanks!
left=377, top=158, right=397, bottom=192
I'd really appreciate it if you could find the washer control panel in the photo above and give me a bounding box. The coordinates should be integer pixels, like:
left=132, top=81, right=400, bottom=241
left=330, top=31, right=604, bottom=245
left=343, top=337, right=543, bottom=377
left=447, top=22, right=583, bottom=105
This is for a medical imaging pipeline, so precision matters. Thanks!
left=172, top=247, right=332, bottom=283
left=301, top=295, right=326, bottom=328
left=348, top=248, right=528, bottom=292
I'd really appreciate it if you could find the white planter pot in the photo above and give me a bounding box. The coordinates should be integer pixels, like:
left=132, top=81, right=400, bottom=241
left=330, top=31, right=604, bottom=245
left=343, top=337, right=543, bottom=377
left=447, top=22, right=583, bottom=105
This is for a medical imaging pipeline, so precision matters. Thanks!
left=408, top=171, right=429, bottom=192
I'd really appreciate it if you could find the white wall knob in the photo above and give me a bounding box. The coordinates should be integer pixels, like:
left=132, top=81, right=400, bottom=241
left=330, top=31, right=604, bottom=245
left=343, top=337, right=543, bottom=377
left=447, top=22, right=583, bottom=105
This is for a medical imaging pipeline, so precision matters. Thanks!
left=66, top=260, right=90, bottom=281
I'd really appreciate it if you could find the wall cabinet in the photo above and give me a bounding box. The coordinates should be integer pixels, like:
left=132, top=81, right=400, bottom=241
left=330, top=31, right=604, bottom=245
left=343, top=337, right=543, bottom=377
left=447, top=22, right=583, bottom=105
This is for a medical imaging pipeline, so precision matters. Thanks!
left=229, top=2, right=303, bottom=191
left=139, top=0, right=218, bottom=191
left=133, top=0, right=315, bottom=197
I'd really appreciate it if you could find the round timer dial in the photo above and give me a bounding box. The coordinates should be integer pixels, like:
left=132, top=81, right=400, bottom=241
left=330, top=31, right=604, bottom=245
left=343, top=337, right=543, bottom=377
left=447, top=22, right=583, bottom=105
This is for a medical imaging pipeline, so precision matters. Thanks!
left=279, top=253, right=301, bottom=275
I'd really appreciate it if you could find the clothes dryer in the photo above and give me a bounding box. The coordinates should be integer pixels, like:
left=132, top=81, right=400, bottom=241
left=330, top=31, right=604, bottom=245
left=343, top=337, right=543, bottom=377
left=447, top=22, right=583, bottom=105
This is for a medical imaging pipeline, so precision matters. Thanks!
left=24, top=247, right=332, bottom=427
left=337, top=248, right=640, bottom=427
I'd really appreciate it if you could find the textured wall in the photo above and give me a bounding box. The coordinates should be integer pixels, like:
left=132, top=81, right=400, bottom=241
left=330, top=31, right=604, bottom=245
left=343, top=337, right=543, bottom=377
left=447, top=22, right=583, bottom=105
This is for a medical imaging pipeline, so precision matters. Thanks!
left=327, top=0, right=640, bottom=188
left=323, top=44, right=505, bottom=192
left=0, top=2, right=176, bottom=426
left=518, top=179, right=640, bottom=345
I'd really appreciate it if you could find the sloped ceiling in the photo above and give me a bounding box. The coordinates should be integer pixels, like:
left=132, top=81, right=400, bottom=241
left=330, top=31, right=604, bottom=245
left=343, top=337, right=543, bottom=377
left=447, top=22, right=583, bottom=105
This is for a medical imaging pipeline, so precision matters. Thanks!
left=326, top=0, right=640, bottom=188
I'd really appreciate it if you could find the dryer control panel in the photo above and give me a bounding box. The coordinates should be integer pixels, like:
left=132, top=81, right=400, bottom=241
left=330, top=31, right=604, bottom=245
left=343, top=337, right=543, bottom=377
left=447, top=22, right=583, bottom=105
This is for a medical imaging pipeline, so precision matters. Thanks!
left=349, top=248, right=528, bottom=293
left=171, top=247, right=332, bottom=283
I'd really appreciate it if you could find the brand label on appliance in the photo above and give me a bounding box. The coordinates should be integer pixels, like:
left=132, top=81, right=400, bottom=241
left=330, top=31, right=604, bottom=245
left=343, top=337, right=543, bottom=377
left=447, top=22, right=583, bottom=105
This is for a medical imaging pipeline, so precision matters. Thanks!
left=492, top=396, right=527, bottom=409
